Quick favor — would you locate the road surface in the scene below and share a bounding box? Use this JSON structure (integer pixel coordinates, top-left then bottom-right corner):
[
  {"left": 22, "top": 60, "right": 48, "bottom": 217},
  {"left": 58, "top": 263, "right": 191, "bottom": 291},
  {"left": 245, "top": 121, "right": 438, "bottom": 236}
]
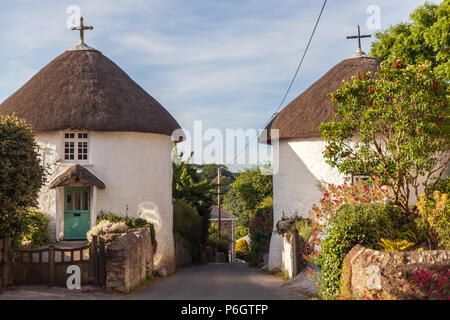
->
[
  {"left": 128, "top": 263, "right": 307, "bottom": 300},
  {"left": 0, "top": 263, "right": 307, "bottom": 300}
]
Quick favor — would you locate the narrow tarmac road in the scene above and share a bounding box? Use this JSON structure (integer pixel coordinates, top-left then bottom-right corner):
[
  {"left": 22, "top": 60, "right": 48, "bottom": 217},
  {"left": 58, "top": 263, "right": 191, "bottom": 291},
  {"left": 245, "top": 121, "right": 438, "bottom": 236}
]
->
[
  {"left": 0, "top": 263, "right": 307, "bottom": 300},
  {"left": 128, "top": 263, "right": 307, "bottom": 300}
]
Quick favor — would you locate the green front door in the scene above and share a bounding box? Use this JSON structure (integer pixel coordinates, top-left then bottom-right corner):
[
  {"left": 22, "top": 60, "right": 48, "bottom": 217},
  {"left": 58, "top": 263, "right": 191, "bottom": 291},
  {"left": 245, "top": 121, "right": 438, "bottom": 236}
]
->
[{"left": 64, "top": 186, "right": 91, "bottom": 240}]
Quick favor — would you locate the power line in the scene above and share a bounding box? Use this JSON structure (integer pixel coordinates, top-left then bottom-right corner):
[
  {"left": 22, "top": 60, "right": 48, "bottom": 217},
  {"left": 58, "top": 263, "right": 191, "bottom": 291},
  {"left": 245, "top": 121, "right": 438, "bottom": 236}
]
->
[{"left": 232, "top": 0, "right": 327, "bottom": 164}]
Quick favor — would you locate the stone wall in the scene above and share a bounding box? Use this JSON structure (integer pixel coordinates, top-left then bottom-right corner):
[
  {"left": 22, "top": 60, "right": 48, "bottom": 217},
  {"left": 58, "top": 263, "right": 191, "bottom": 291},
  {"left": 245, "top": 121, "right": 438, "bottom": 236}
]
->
[
  {"left": 175, "top": 241, "right": 193, "bottom": 269},
  {"left": 281, "top": 231, "right": 308, "bottom": 279},
  {"left": 105, "top": 228, "right": 153, "bottom": 292},
  {"left": 341, "top": 245, "right": 450, "bottom": 300}
]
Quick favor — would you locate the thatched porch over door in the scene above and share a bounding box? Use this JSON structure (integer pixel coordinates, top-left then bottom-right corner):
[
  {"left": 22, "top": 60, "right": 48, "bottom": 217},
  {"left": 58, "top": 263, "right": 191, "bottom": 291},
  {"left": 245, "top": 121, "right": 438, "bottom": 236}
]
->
[{"left": 49, "top": 164, "right": 105, "bottom": 241}]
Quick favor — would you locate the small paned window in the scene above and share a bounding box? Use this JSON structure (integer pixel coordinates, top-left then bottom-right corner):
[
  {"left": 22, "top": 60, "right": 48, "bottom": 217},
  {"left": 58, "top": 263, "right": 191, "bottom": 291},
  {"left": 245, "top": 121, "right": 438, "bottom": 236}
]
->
[
  {"left": 352, "top": 175, "right": 370, "bottom": 184},
  {"left": 64, "top": 132, "right": 89, "bottom": 162},
  {"left": 64, "top": 140, "right": 75, "bottom": 160}
]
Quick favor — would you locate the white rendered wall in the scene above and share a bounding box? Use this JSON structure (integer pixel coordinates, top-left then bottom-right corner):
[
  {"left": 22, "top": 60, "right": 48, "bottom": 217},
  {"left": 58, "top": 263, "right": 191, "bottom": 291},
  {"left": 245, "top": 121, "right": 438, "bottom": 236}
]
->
[
  {"left": 268, "top": 138, "right": 345, "bottom": 271},
  {"left": 36, "top": 131, "right": 60, "bottom": 241},
  {"left": 36, "top": 131, "right": 176, "bottom": 272},
  {"left": 281, "top": 234, "right": 293, "bottom": 278}
]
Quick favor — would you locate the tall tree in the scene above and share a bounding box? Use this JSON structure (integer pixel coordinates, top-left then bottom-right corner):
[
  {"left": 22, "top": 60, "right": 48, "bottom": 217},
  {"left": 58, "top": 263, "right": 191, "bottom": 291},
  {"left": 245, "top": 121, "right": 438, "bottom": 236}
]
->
[
  {"left": 222, "top": 165, "right": 273, "bottom": 237},
  {"left": 232, "top": 166, "right": 273, "bottom": 212},
  {"left": 172, "top": 148, "right": 215, "bottom": 250},
  {"left": 370, "top": 1, "right": 450, "bottom": 80},
  {"left": 195, "top": 164, "right": 236, "bottom": 183},
  {"left": 194, "top": 163, "right": 237, "bottom": 204},
  {"left": 319, "top": 59, "right": 449, "bottom": 215}
]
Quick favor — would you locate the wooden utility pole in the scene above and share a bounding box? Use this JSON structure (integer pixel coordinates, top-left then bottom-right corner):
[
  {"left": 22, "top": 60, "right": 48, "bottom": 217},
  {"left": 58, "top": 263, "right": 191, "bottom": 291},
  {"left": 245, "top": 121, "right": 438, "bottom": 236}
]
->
[{"left": 217, "top": 168, "right": 222, "bottom": 239}]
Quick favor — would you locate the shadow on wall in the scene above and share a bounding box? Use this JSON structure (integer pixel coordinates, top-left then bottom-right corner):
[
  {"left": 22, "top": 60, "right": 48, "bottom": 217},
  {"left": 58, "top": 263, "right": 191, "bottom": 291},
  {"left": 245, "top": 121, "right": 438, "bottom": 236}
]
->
[
  {"left": 275, "top": 141, "right": 325, "bottom": 219},
  {"left": 288, "top": 140, "right": 345, "bottom": 185},
  {"left": 269, "top": 140, "right": 330, "bottom": 271}
]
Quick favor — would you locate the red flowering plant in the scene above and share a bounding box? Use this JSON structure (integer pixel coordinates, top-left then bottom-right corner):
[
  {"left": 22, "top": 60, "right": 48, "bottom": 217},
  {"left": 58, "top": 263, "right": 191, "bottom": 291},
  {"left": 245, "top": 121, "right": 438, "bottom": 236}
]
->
[
  {"left": 408, "top": 269, "right": 450, "bottom": 300},
  {"left": 248, "top": 208, "right": 273, "bottom": 267},
  {"left": 306, "top": 177, "right": 392, "bottom": 257},
  {"left": 248, "top": 211, "right": 273, "bottom": 235},
  {"left": 304, "top": 178, "right": 398, "bottom": 299}
]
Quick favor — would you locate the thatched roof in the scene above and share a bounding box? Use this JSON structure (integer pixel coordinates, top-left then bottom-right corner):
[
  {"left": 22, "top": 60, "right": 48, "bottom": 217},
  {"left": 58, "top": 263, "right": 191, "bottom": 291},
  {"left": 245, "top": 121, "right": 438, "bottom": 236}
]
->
[
  {"left": 260, "top": 56, "right": 380, "bottom": 144},
  {"left": 0, "top": 50, "right": 181, "bottom": 137},
  {"left": 210, "top": 206, "right": 238, "bottom": 221},
  {"left": 49, "top": 164, "right": 105, "bottom": 189}
]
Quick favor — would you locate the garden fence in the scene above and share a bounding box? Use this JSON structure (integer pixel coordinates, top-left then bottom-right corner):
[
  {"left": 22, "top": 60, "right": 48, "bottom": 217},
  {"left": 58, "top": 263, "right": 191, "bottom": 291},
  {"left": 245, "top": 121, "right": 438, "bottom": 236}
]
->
[
  {"left": 3, "top": 236, "right": 105, "bottom": 287},
  {"left": 0, "top": 238, "right": 10, "bottom": 290}
]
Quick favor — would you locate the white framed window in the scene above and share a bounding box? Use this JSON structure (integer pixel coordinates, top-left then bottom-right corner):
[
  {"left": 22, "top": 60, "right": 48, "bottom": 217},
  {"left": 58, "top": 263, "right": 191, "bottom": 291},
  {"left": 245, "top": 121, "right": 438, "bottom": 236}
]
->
[
  {"left": 352, "top": 174, "right": 370, "bottom": 184},
  {"left": 63, "top": 132, "right": 89, "bottom": 162}
]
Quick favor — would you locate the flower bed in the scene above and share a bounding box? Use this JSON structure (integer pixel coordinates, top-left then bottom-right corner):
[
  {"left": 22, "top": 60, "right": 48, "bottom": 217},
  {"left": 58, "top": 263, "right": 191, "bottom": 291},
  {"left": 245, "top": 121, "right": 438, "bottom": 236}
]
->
[{"left": 305, "top": 180, "right": 449, "bottom": 299}]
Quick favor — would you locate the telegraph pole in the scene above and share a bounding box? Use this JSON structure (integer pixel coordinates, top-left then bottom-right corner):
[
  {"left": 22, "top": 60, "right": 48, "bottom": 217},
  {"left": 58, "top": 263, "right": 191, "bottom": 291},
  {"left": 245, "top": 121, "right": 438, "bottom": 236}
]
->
[{"left": 217, "top": 168, "right": 222, "bottom": 239}]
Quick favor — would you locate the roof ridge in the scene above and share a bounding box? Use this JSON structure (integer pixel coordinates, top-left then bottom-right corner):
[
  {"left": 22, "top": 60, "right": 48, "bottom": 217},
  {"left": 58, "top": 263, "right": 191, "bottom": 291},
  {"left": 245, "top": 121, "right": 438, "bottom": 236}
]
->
[{"left": 211, "top": 205, "right": 238, "bottom": 218}]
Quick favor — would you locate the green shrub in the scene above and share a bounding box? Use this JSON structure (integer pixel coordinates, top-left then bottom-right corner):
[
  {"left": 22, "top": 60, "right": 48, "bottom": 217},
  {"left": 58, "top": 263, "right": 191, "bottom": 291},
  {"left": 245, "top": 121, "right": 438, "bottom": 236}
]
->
[
  {"left": 235, "top": 225, "right": 248, "bottom": 239},
  {"left": 294, "top": 219, "right": 312, "bottom": 242},
  {"left": 87, "top": 220, "right": 128, "bottom": 243},
  {"left": 172, "top": 148, "right": 215, "bottom": 254},
  {"left": 236, "top": 239, "right": 250, "bottom": 261},
  {"left": 416, "top": 191, "right": 449, "bottom": 250},
  {"left": 19, "top": 209, "right": 49, "bottom": 247},
  {"left": 96, "top": 211, "right": 155, "bottom": 244},
  {"left": 378, "top": 238, "right": 415, "bottom": 252},
  {"left": 216, "top": 237, "right": 231, "bottom": 253},
  {"left": 258, "top": 196, "right": 273, "bottom": 210},
  {"left": 0, "top": 114, "right": 46, "bottom": 240},
  {"left": 173, "top": 199, "right": 203, "bottom": 263},
  {"left": 96, "top": 212, "right": 124, "bottom": 224},
  {"left": 248, "top": 203, "right": 273, "bottom": 267},
  {"left": 206, "top": 238, "right": 231, "bottom": 255},
  {"left": 316, "top": 203, "right": 403, "bottom": 299},
  {"left": 427, "top": 176, "right": 450, "bottom": 196},
  {"left": 276, "top": 215, "right": 312, "bottom": 242},
  {"left": 207, "top": 223, "right": 232, "bottom": 253},
  {"left": 97, "top": 211, "right": 149, "bottom": 228}
]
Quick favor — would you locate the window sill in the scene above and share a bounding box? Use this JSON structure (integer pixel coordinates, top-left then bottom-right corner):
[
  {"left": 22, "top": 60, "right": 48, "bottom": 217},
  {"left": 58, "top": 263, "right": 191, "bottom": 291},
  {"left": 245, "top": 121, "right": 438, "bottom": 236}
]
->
[{"left": 58, "top": 162, "right": 94, "bottom": 168}]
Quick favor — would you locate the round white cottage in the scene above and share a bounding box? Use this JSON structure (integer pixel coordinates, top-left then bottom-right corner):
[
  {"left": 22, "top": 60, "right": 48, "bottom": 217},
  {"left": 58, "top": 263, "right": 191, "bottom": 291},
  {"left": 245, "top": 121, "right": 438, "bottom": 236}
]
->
[
  {"left": 261, "top": 51, "right": 380, "bottom": 271},
  {"left": 0, "top": 32, "right": 182, "bottom": 272}
]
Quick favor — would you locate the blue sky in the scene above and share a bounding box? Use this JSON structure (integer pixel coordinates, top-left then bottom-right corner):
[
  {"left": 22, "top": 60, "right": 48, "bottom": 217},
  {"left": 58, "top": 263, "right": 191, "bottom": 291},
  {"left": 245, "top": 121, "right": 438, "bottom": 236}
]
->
[{"left": 0, "top": 0, "right": 439, "bottom": 168}]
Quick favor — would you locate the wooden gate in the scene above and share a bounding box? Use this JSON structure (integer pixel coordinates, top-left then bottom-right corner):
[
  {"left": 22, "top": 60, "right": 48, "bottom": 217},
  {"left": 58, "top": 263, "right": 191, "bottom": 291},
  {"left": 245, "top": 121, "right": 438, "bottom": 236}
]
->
[
  {"left": 0, "top": 238, "right": 4, "bottom": 288},
  {"left": 0, "top": 238, "right": 10, "bottom": 290},
  {"left": 7, "top": 236, "right": 105, "bottom": 287}
]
